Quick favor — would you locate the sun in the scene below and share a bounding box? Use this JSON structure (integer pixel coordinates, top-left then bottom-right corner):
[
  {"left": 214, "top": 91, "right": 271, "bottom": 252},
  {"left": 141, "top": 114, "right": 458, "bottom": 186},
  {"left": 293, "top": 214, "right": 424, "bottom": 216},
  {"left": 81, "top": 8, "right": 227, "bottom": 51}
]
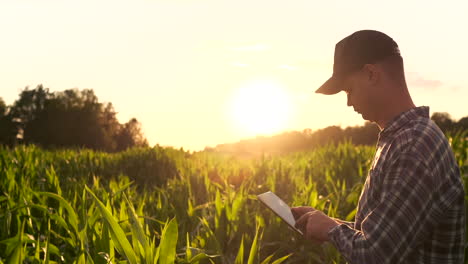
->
[{"left": 230, "top": 80, "right": 292, "bottom": 136}]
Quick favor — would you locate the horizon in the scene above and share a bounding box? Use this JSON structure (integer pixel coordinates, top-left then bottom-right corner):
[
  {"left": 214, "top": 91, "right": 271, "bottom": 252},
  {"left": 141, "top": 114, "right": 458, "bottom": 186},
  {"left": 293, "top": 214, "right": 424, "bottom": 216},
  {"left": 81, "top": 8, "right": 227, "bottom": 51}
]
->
[{"left": 1, "top": 0, "right": 467, "bottom": 151}]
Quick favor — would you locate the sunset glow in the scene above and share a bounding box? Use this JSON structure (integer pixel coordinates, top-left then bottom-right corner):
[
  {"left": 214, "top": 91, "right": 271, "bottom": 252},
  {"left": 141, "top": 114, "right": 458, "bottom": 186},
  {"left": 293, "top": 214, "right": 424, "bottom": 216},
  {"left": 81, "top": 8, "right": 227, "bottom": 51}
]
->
[
  {"left": 0, "top": 0, "right": 467, "bottom": 150},
  {"left": 230, "top": 80, "right": 292, "bottom": 135}
]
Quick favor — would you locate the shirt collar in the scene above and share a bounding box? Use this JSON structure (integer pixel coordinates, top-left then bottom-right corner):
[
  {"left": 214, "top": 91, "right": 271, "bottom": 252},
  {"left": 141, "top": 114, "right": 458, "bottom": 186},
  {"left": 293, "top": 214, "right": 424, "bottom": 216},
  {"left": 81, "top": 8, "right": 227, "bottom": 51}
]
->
[{"left": 379, "top": 106, "right": 430, "bottom": 140}]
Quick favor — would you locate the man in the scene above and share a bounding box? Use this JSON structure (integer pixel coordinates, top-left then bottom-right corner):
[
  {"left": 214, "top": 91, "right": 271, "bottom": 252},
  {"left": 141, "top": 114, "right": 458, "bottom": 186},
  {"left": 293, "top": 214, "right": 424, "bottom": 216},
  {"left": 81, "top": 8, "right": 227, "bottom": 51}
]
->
[{"left": 291, "top": 30, "right": 466, "bottom": 263}]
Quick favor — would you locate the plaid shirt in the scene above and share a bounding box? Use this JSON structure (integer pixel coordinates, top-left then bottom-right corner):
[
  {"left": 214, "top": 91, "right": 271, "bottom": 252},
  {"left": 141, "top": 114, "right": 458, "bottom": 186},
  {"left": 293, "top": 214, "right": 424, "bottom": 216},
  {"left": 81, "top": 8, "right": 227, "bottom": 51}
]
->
[{"left": 328, "top": 106, "right": 466, "bottom": 263}]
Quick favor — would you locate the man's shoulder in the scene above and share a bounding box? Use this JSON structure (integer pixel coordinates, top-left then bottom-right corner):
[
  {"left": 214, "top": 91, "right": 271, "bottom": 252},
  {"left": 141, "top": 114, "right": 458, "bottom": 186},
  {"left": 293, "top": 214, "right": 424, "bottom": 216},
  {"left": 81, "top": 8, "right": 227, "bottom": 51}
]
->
[
  {"left": 391, "top": 116, "right": 446, "bottom": 152},
  {"left": 382, "top": 116, "right": 450, "bottom": 169},
  {"left": 380, "top": 115, "right": 461, "bottom": 188},
  {"left": 386, "top": 116, "right": 459, "bottom": 179}
]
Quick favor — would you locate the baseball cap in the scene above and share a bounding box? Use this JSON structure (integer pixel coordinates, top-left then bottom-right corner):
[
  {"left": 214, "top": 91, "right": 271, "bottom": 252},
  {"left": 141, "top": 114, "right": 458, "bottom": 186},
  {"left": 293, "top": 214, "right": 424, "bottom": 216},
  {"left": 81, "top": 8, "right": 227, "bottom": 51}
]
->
[{"left": 315, "top": 30, "right": 401, "bottom": 95}]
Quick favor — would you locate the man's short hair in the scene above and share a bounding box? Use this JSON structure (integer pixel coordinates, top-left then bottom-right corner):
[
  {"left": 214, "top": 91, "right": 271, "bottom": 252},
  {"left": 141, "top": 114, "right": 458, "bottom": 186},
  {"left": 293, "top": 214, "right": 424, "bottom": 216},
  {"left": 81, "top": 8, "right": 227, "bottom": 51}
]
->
[{"left": 379, "top": 55, "right": 406, "bottom": 84}]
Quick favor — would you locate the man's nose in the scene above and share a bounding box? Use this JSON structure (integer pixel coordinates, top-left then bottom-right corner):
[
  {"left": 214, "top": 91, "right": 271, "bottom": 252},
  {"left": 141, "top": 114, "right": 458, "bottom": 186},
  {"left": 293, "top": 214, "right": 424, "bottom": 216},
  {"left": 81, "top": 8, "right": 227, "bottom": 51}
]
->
[{"left": 347, "top": 93, "right": 352, "bottom": 107}]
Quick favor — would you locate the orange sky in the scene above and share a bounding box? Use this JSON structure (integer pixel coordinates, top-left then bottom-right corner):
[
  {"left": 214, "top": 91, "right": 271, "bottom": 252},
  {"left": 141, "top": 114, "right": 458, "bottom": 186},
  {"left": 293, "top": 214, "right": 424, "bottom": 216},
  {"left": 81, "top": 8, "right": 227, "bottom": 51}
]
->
[{"left": 1, "top": 0, "right": 467, "bottom": 150}]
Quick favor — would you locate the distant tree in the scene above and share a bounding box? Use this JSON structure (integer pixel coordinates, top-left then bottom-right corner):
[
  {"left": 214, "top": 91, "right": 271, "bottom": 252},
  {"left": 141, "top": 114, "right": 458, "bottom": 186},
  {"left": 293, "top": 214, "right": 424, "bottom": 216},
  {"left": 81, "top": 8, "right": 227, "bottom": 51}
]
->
[
  {"left": 313, "top": 126, "right": 344, "bottom": 144},
  {"left": 0, "top": 97, "right": 16, "bottom": 145},
  {"left": 302, "top": 128, "right": 313, "bottom": 138},
  {"left": 431, "top": 112, "right": 455, "bottom": 132},
  {"left": 204, "top": 146, "right": 215, "bottom": 152},
  {"left": 8, "top": 85, "right": 147, "bottom": 152},
  {"left": 214, "top": 123, "right": 381, "bottom": 155},
  {"left": 0, "top": 98, "right": 6, "bottom": 115},
  {"left": 18, "top": 88, "right": 109, "bottom": 150},
  {"left": 9, "top": 85, "right": 52, "bottom": 140},
  {"left": 344, "top": 122, "right": 380, "bottom": 145},
  {"left": 115, "top": 118, "right": 148, "bottom": 151},
  {"left": 214, "top": 112, "right": 466, "bottom": 156},
  {"left": 455, "top": 117, "right": 468, "bottom": 131}
]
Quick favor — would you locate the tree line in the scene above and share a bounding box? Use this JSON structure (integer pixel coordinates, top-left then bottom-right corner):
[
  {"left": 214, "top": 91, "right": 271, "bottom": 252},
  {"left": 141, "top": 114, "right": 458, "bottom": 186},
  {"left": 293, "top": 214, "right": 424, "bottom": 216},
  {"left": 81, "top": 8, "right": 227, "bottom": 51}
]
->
[
  {"left": 211, "top": 112, "right": 468, "bottom": 156},
  {"left": 0, "top": 85, "right": 147, "bottom": 152},
  {"left": 1, "top": 85, "right": 466, "bottom": 154}
]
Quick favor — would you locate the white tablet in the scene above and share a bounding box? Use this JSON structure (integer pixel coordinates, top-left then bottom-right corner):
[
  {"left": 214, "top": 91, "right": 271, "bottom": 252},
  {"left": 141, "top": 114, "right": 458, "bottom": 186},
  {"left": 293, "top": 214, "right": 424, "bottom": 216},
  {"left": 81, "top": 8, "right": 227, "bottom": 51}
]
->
[{"left": 257, "top": 191, "right": 303, "bottom": 235}]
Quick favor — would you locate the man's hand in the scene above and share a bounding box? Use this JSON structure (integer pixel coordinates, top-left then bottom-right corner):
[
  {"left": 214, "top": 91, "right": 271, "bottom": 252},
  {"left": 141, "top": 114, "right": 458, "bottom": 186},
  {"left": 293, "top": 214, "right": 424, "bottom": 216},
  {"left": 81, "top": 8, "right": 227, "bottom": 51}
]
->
[{"left": 291, "top": 206, "right": 339, "bottom": 243}]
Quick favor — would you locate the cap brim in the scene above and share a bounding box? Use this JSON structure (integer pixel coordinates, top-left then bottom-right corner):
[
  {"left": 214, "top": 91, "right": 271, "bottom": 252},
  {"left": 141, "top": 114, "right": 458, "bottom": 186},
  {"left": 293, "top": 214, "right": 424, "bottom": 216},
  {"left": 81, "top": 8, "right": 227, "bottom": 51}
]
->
[{"left": 315, "top": 76, "right": 343, "bottom": 95}]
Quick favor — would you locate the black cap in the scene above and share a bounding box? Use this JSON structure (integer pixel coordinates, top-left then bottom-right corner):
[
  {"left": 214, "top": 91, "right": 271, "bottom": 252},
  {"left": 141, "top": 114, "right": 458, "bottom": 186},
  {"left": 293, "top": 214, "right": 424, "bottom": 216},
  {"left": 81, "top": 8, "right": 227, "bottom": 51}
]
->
[{"left": 315, "top": 30, "right": 401, "bottom": 95}]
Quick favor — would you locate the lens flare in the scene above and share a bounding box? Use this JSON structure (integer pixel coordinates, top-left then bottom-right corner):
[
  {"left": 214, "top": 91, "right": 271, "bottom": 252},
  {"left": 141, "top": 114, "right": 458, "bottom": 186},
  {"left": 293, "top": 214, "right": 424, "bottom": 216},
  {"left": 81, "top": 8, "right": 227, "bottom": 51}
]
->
[{"left": 230, "top": 79, "right": 292, "bottom": 136}]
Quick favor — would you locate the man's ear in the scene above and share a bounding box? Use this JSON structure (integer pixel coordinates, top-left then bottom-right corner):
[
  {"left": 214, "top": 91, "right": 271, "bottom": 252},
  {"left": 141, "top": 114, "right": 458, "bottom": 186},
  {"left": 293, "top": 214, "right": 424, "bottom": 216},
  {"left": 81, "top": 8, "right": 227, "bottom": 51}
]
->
[{"left": 362, "top": 64, "right": 379, "bottom": 84}]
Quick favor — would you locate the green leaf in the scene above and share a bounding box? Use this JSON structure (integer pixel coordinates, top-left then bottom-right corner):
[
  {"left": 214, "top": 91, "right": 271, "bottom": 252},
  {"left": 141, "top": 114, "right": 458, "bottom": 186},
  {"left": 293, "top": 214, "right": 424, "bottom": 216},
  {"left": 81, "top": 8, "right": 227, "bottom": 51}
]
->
[
  {"left": 37, "top": 191, "right": 79, "bottom": 236},
  {"left": 124, "top": 193, "right": 152, "bottom": 262},
  {"left": 234, "top": 235, "right": 244, "bottom": 264},
  {"left": 260, "top": 254, "right": 273, "bottom": 264},
  {"left": 185, "top": 233, "right": 192, "bottom": 261},
  {"left": 85, "top": 186, "right": 138, "bottom": 264},
  {"left": 231, "top": 194, "right": 244, "bottom": 221},
  {"left": 7, "top": 220, "right": 25, "bottom": 264},
  {"left": 112, "top": 181, "right": 134, "bottom": 197},
  {"left": 345, "top": 208, "right": 357, "bottom": 221},
  {"left": 271, "top": 254, "right": 292, "bottom": 264},
  {"left": 190, "top": 253, "right": 220, "bottom": 263},
  {"left": 158, "top": 218, "right": 178, "bottom": 264},
  {"left": 44, "top": 219, "right": 50, "bottom": 264},
  {"left": 309, "top": 188, "right": 318, "bottom": 208},
  {"left": 215, "top": 189, "right": 223, "bottom": 216},
  {"left": 247, "top": 227, "right": 260, "bottom": 264}
]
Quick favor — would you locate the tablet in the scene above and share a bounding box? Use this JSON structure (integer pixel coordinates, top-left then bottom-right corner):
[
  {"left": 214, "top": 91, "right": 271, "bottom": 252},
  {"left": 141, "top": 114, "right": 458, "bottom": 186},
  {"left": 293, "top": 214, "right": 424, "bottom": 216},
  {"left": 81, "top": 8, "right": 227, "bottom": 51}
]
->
[{"left": 257, "top": 191, "right": 303, "bottom": 235}]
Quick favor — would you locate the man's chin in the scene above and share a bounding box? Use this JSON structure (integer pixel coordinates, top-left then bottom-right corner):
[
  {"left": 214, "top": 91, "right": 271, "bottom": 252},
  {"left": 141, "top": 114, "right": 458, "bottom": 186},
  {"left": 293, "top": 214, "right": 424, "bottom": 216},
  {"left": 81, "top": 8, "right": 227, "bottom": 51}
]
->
[
  {"left": 360, "top": 112, "right": 371, "bottom": 121},
  {"left": 354, "top": 110, "right": 372, "bottom": 122}
]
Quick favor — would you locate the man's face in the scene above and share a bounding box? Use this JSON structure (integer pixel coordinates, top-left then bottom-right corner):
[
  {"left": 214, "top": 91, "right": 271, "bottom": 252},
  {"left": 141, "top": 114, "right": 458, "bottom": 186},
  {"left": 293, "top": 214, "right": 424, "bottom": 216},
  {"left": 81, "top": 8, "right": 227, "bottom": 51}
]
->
[{"left": 343, "top": 67, "right": 382, "bottom": 122}]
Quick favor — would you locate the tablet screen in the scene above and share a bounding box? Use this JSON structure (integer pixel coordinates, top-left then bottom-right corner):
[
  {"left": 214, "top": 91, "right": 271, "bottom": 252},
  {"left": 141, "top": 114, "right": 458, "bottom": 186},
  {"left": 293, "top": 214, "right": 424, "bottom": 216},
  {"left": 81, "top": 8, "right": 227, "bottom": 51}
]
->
[{"left": 257, "top": 191, "right": 303, "bottom": 235}]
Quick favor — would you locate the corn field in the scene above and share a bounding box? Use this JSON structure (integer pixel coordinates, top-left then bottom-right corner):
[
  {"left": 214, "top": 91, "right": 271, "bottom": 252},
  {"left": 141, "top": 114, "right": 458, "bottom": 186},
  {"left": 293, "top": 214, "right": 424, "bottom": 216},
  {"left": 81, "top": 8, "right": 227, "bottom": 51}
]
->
[{"left": 0, "top": 131, "right": 466, "bottom": 264}]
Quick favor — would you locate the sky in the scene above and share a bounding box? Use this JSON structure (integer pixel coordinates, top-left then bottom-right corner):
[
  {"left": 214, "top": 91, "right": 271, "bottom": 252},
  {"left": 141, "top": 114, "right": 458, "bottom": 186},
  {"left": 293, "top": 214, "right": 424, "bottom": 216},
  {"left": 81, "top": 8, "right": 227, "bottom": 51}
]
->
[{"left": 1, "top": 0, "right": 467, "bottom": 151}]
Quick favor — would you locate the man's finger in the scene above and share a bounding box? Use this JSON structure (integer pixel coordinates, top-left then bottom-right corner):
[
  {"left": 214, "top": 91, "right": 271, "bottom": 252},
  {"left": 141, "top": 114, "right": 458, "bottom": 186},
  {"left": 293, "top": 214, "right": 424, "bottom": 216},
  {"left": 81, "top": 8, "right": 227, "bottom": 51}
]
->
[
  {"left": 302, "top": 212, "right": 324, "bottom": 243},
  {"left": 291, "top": 206, "right": 315, "bottom": 220},
  {"left": 294, "top": 211, "right": 311, "bottom": 230}
]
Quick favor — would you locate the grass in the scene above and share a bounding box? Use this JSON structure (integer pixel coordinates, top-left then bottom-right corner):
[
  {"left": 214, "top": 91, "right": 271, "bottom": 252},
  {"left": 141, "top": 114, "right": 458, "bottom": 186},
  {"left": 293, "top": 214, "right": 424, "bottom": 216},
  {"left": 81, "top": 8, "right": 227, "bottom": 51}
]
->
[{"left": 0, "top": 131, "right": 466, "bottom": 263}]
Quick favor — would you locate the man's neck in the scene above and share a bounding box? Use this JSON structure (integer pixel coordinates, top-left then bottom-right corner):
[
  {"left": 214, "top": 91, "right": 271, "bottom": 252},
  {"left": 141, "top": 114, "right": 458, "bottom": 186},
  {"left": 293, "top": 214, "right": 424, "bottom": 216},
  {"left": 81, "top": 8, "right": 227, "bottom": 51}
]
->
[{"left": 375, "top": 94, "right": 416, "bottom": 130}]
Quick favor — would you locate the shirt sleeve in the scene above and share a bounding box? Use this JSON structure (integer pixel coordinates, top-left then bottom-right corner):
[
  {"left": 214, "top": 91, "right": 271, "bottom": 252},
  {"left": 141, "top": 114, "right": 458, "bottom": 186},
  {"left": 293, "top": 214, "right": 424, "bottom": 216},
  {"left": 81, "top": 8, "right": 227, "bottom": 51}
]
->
[
  {"left": 327, "top": 152, "right": 445, "bottom": 264},
  {"left": 333, "top": 219, "right": 354, "bottom": 229}
]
